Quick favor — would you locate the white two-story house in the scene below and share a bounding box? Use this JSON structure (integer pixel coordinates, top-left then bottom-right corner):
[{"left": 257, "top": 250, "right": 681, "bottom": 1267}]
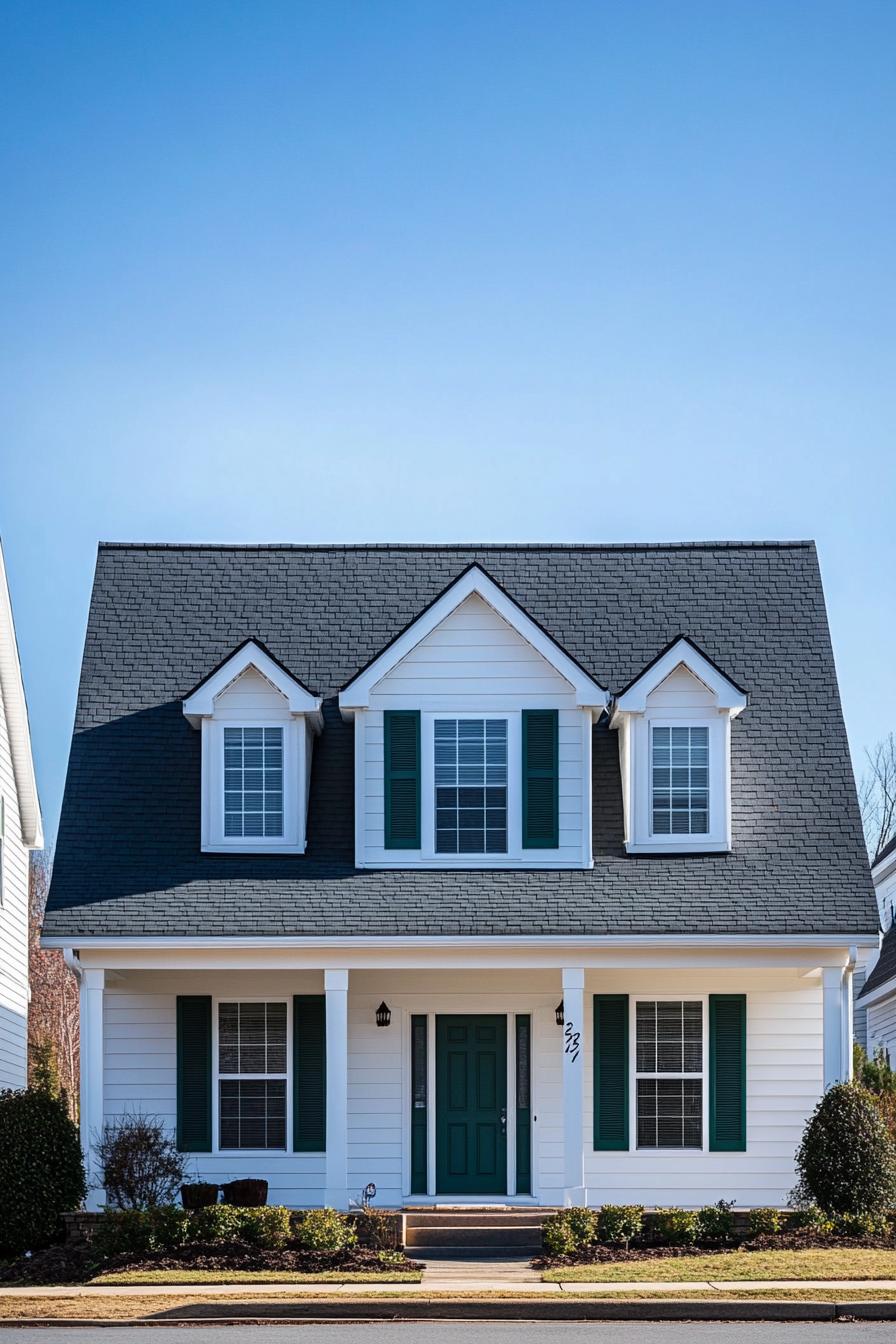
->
[
  {"left": 856, "top": 837, "right": 896, "bottom": 1062},
  {"left": 42, "top": 541, "right": 877, "bottom": 1211},
  {"left": 0, "top": 541, "right": 43, "bottom": 1089}
]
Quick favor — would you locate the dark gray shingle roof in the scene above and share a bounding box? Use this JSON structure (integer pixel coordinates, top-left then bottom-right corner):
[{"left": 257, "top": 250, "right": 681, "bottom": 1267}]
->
[{"left": 44, "top": 541, "right": 877, "bottom": 941}]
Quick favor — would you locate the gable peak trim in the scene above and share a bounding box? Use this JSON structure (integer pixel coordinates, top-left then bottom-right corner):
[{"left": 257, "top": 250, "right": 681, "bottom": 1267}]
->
[
  {"left": 612, "top": 634, "right": 748, "bottom": 720},
  {"left": 338, "top": 562, "right": 608, "bottom": 716},
  {"left": 183, "top": 638, "right": 322, "bottom": 728}
]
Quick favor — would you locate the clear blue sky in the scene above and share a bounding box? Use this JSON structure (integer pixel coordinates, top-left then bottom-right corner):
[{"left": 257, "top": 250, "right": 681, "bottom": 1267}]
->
[{"left": 1, "top": 0, "right": 893, "bottom": 843}]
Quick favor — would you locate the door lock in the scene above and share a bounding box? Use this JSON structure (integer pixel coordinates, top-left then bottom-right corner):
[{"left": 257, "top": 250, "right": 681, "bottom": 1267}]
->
[{"left": 499, "top": 1107, "right": 507, "bottom": 1135}]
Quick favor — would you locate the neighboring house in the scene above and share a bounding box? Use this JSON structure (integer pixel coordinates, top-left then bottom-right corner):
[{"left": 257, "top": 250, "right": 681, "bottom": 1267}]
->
[
  {"left": 42, "top": 542, "right": 877, "bottom": 1212},
  {"left": 856, "top": 836, "right": 896, "bottom": 1063},
  {"left": 0, "top": 542, "right": 43, "bottom": 1089}
]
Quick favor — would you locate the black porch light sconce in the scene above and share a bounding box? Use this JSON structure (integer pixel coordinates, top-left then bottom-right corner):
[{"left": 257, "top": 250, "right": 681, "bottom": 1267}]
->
[
  {"left": 555, "top": 1001, "right": 564, "bottom": 1027},
  {"left": 375, "top": 1001, "right": 392, "bottom": 1028}
]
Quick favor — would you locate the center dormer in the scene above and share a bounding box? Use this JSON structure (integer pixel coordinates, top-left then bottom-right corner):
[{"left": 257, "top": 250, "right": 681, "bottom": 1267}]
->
[{"left": 339, "top": 565, "right": 607, "bottom": 869}]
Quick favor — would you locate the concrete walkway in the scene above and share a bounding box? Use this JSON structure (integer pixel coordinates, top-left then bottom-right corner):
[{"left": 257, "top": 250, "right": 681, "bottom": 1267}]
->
[{"left": 3, "top": 1277, "right": 896, "bottom": 1297}]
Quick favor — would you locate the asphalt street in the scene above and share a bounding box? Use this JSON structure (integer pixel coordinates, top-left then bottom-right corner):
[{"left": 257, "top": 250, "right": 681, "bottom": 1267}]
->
[{"left": 2, "top": 1327, "right": 895, "bottom": 1343}]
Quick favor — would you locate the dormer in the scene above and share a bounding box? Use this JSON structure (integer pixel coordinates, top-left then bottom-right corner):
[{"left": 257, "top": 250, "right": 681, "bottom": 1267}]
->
[
  {"left": 340, "top": 565, "right": 608, "bottom": 869},
  {"left": 183, "top": 640, "right": 322, "bottom": 854},
  {"left": 611, "top": 636, "right": 747, "bottom": 855}
]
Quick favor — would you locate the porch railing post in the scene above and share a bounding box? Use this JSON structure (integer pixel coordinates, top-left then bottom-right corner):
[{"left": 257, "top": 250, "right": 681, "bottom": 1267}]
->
[
  {"left": 561, "top": 967, "right": 586, "bottom": 1206},
  {"left": 324, "top": 968, "right": 349, "bottom": 1209}
]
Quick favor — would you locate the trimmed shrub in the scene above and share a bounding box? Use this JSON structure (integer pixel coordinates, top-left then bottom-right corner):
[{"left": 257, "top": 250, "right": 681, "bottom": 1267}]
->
[
  {"left": 0, "top": 1086, "right": 86, "bottom": 1255},
  {"left": 354, "top": 1207, "right": 399, "bottom": 1250},
  {"left": 91, "top": 1204, "right": 291, "bottom": 1260},
  {"left": 794, "top": 1082, "right": 896, "bottom": 1216},
  {"left": 748, "top": 1207, "right": 782, "bottom": 1238},
  {"left": 831, "top": 1211, "right": 892, "bottom": 1239},
  {"left": 97, "top": 1115, "right": 188, "bottom": 1210},
  {"left": 542, "top": 1207, "right": 598, "bottom": 1256},
  {"left": 695, "top": 1200, "right": 736, "bottom": 1244},
  {"left": 790, "top": 1205, "right": 834, "bottom": 1236},
  {"left": 291, "top": 1207, "right": 357, "bottom": 1252},
  {"left": 651, "top": 1207, "right": 699, "bottom": 1246},
  {"left": 597, "top": 1205, "right": 643, "bottom": 1247}
]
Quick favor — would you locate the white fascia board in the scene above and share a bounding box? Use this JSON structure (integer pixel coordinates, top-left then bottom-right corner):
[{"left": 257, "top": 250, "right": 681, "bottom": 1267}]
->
[
  {"left": 611, "top": 637, "right": 748, "bottom": 723},
  {"left": 0, "top": 542, "right": 43, "bottom": 848},
  {"left": 338, "top": 565, "right": 608, "bottom": 718},
  {"left": 43, "top": 932, "right": 879, "bottom": 950},
  {"left": 858, "top": 974, "right": 896, "bottom": 1009},
  {"left": 183, "top": 640, "right": 322, "bottom": 728},
  {"left": 872, "top": 849, "right": 896, "bottom": 887}
]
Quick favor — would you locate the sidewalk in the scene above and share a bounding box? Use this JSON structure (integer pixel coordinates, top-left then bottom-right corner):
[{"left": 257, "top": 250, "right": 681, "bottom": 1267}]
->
[{"left": 3, "top": 1276, "right": 896, "bottom": 1296}]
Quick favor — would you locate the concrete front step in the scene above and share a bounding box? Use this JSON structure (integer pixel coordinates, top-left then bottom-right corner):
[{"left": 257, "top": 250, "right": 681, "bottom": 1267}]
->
[
  {"left": 404, "top": 1210, "right": 550, "bottom": 1229},
  {"left": 407, "top": 1226, "right": 542, "bottom": 1250}
]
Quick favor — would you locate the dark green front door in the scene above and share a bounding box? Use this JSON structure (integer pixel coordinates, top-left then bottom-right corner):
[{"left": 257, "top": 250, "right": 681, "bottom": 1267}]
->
[{"left": 436, "top": 1015, "right": 507, "bottom": 1195}]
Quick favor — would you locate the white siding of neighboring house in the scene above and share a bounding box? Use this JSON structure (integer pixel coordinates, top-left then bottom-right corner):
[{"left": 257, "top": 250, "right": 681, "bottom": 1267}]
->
[
  {"left": 102, "top": 966, "right": 823, "bottom": 1209},
  {"left": 868, "top": 994, "right": 896, "bottom": 1068},
  {"left": 853, "top": 966, "right": 868, "bottom": 1053},
  {"left": 0, "top": 675, "right": 29, "bottom": 1090},
  {"left": 358, "top": 593, "right": 589, "bottom": 868}
]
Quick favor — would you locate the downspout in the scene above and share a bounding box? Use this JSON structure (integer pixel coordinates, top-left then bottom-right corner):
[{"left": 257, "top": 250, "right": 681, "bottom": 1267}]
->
[{"left": 63, "top": 948, "right": 82, "bottom": 982}]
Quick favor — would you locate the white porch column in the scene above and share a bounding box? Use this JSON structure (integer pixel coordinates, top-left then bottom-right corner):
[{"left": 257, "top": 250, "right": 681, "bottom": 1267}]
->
[
  {"left": 324, "top": 968, "right": 349, "bottom": 1210},
  {"left": 79, "top": 968, "right": 105, "bottom": 1210},
  {"left": 841, "top": 955, "right": 855, "bottom": 1083},
  {"left": 561, "top": 967, "right": 586, "bottom": 1206},
  {"left": 822, "top": 965, "right": 845, "bottom": 1090}
]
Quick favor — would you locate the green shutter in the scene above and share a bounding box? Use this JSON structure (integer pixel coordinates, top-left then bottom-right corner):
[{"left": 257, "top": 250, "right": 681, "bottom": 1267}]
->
[
  {"left": 410, "top": 1015, "right": 428, "bottom": 1194},
  {"left": 709, "top": 994, "right": 747, "bottom": 1151},
  {"left": 384, "top": 710, "right": 421, "bottom": 848},
  {"left": 176, "top": 996, "right": 212, "bottom": 1152},
  {"left": 522, "top": 709, "right": 559, "bottom": 848},
  {"left": 294, "top": 995, "right": 326, "bottom": 1152},
  {"left": 515, "top": 1015, "right": 532, "bottom": 1195},
  {"left": 594, "top": 994, "right": 629, "bottom": 1150}
]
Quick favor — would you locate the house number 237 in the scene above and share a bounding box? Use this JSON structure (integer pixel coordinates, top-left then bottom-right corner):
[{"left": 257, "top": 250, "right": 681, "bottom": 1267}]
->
[{"left": 564, "top": 1020, "right": 580, "bottom": 1064}]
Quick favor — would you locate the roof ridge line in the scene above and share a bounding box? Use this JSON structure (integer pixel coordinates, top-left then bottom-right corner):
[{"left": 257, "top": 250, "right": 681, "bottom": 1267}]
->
[{"left": 96, "top": 539, "right": 817, "bottom": 553}]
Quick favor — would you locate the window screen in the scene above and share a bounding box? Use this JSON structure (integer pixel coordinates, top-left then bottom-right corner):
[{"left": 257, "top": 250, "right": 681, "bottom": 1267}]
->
[
  {"left": 218, "top": 1002, "right": 287, "bottom": 1150},
  {"left": 224, "top": 727, "right": 284, "bottom": 838},
  {"left": 636, "top": 1000, "right": 703, "bottom": 1149},
  {"left": 434, "top": 718, "right": 507, "bottom": 854},
  {"left": 651, "top": 726, "right": 708, "bottom": 835}
]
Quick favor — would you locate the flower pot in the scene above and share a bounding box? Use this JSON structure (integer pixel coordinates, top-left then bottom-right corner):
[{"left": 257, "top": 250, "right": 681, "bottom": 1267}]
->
[
  {"left": 180, "top": 1182, "right": 219, "bottom": 1210},
  {"left": 220, "top": 1178, "right": 268, "bottom": 1207}
]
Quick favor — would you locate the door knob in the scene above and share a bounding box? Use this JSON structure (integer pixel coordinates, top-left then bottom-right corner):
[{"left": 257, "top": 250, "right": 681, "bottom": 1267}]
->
[{"left": 499, "top": 1107, "right": 507, "bottom": 1135}]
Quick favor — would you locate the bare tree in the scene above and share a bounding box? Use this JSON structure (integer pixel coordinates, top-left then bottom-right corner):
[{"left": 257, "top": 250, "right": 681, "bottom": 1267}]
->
[
  {"left": 860, "top": 733, "right": 896, "bottom": 861},
  {"left": 28, "top": 851, "right": 79, "bottom": 1116}
]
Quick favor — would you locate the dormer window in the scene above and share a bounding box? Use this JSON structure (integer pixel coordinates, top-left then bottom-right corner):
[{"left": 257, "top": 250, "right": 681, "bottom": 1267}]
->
[
  {"left": 183, "top": 640, "right": 322, "bottom": 855},
  {"left": 651, "top": 725, "right": 709, "bottom": 837},
  {"left": 612, "top": 636, "right": 747, "bottom": 855}
]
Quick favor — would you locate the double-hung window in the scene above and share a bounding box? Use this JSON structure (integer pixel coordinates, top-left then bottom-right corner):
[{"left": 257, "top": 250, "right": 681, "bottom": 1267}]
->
[
  {"left": 636, "top": 1000, "right": 703, "bottom": 1149},
  {"left": 651, "top": 726, "right": 709, "bottom": 836},
  {"left": 218, "top": 1002, "right": 287, "bottom": 1150},
  {"left": 434, "top": 718, "right": 508, "bottom": 854},
  {"left": 223, "top": 727, "right": 284, "bottom": 839}
]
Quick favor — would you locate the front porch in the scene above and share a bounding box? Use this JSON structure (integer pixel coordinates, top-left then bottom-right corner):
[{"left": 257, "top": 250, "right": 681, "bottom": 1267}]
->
[{"left": 72, "top": 941, "right": 859, "bottom": 1212}]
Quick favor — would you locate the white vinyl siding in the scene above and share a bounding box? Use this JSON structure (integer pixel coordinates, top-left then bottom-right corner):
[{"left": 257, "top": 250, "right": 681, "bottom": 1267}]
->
[
  {"left": 0, "top": 676, "right": 29, "bottom": 1091},
  {"left": 868, "top": 995, "right": 896, "bottom": 1068},
  {"left": 359, "top": 593, "right": 589, "bottom": 868}
]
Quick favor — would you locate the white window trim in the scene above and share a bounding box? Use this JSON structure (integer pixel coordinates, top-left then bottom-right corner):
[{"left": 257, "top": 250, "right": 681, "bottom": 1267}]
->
[
  {"left": 421, "top": 711, "right": 519, "bottom": 865},
  {"left": 212, "top": 996, "right": 292, "bottom": 1157},
  {"left": 201, "top": 718, "right": 307, "bottom": 854},
  {"left": 626, "top": 711, "right": 731, "bottom": 854},
  {"left": 630, "top": 994, "right": 709, "bottom": 1155}
]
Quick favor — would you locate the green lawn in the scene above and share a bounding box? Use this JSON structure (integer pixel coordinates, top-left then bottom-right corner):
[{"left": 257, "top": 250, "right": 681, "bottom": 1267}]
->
[
  {"left": 91, "top": 1268, "right": 422, "bottom": 1286},
  {"left": 543, "top": 1249, "right": 896, "bottom": 1283}
]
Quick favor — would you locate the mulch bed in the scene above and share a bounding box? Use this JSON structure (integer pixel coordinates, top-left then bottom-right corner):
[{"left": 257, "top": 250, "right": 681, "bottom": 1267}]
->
[
  {"left": 536, "top": 1232, "right": 896, "bottom": 1269},
  {"left": 0, "top": 1239, "right": 422, "bottom": 1286}
]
